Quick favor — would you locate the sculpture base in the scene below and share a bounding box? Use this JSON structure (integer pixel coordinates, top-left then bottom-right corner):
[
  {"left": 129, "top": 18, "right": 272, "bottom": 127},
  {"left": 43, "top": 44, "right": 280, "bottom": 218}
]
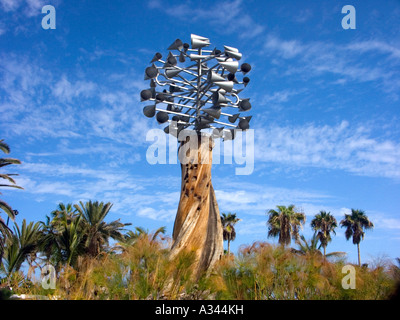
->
[{"left": 170, "top": 133, "right": 223, "bottom": 278}]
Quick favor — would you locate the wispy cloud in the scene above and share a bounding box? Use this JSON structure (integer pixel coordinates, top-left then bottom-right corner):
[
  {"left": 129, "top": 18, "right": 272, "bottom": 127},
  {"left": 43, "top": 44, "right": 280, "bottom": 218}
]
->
[
  {"left": 137, "top": 207, "right": 176, "bottom": 222},
  {"left": 15, "top": 162, "right": 181, "bottom": 218},
  {"left": 368, "top": 211, "right": 400, "bottom": 231},
  {"left": 262, "top": 34, "right": 400, "bottom": 97},
  {"left": 24, "top": 0, "right": 46, "bottom": 17},
  {"left": 0, "top": 0, "right": 53, "bottom": 16},
  {"left": 346, "top": 40, "right": 400, "bottom": 60},
  {"left": 258, "top": 89, "right": 302, "bottom": 105},
  {"left": 293, "top": 9, "right": 313, "bottom": 23},
  {"left": 236, "top": 218, "right": 266, "bottom": 236},
  {"left": 254, "top": 121, "right": 400, "bottom": 179},
  {"left": 0, "top": 0, "right": 61, "bottom": 37},
  {"left": 0, "top": 0, "right": 23, "bottom": 12},
  {"left": 148, "top": 0, "right": 265, "bottom": 39},
  {"left": 52, "top": 76, "right": 97, "bottom": 102},
  {"left": 264, "top": 35, "right": 306, "bottom": 59},
  {"left": 214, "top": 178, "right": 332, "bottom": 216},
  {"left": 0, "top": 52, "right": 151, "bottom": 146}
]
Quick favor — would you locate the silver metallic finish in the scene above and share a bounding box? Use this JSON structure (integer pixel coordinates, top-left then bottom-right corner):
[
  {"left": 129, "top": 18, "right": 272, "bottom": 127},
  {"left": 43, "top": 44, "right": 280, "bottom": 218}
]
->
[{"left": 141, "top": 34, "right": 253, "bottom": 139}]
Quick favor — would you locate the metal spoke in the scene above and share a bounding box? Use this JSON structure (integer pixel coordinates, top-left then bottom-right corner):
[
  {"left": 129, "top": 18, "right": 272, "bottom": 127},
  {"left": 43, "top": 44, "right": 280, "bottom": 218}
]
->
[{"left": 141, "top": 34, "right": 253, "bottom": 139}]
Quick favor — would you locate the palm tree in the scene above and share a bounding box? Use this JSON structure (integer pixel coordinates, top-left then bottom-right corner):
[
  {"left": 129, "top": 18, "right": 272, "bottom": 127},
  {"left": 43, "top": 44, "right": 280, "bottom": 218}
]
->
[
  {"left": 294, "top": 233, "right": 322, "bottom": 256},
  {"left": 267, "top": 205, "right": 306, "bottom": 247},
  {"left": 50, "top": 203, "right": 78, "bottom": 224},
  {"left": 59, "top": 214, "right": 84, "bottom": 266},
  {"left": 0, "top": 139, "right": 22, "bottom": 268},
  {"left": 40, "top": 203, "right": 84, "bottom": 269},
  {"left": 340, "top": 209, "right": 374, "bottom": 266},
  {"left": 220, "top": 213, "right": 240, "bottom": 255},
  {"left": 294, "top": 232, "right": 346, "bottom": 259},
  {"left": 74, "top": 201, "right": 131, "bottom": 257},
  {"left": 310, "top": 211, "right": 338, "bottom": 257},
  {"left": 123, "top": 226, "right": 166, "bottom": 245},
  {"left": 1, "top": 219, "right": 42, "bottom": 281}
]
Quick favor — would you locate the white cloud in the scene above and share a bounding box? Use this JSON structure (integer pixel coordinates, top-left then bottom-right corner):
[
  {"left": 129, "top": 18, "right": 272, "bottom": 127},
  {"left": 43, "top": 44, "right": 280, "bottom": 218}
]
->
[
  {"left": 52, "top": 76, "right": 97, "bottom": 101},
  {"left": 261, "top": 34, "right": 400, "bottom": 95},
  {"left": 24, "top": 0, "right": 46, "bottom": 17},
  {"left": 253, "top": 121, "right": 400, "bottom": 179},
  {"left": 214, "top": 179, "right": 332, "bottom": 217},
  {"left": 0, "top": 0, "right": 22, "bottom": 11},
  {"left": 236, "top": 218, "right": 266, "bottom": 236},
  {"left": 259, "top": 89, "right": 301, "bottom": 106},
  {"left": 18, "top": 177, "right": 75, "bottom": 197},
  {"left": 264, "top": 35, "right": 305, "bottom": 59},
  {"left": 0, "top": 0, "right": 52, "bottom": 18},
  {"left": 15, "top": 161, "right": 181, "bottom": 219},
  {"left": 0, "top": 52, "right": 152, "bottom": 147},
  {"left": 346, "top": 40, "right": 400, "bottom": 60},
  {"left": 0, "top": 22, "right": 6, "bottom": 35},
  {"left": 367, "top": 211, "right": 400, "bottom": 231},
  {"left": 148, "top": 0, "right": 264, "bottom": 39},
  {"left": 0, "top": 54, "right": 49, "bottom": 101},
  {"left": 137, "top": 207, "right": 176, "bottom": 222},
  {"left": 380, "top": 218, "right": 400, "bottom": 230},
  {"left": 294, "top": 9, "right": 313, "bottom": 23}
]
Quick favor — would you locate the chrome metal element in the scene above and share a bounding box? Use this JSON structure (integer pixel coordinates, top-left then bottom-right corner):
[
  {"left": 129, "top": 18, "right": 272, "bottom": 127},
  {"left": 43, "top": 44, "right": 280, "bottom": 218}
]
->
[{"left": 141, "top": 34, "right": 253, "bottom": 138}]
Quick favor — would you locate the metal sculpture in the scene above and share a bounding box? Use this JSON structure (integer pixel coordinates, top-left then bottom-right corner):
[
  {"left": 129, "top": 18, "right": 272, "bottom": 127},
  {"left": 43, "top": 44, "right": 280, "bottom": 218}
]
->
[{"left": 141, "top": 34, "right": 252, "bottom": 277}]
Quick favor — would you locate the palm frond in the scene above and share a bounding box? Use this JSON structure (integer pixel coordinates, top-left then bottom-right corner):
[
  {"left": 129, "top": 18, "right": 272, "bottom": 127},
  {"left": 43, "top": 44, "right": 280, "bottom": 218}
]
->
[
  {"left": 0, "top": 200, "right": 16, "bottom": 221},
  {"left": 325, "top": 251, "right": 347, "bottom": 258},
  {"left": 266, "top": 205, "right": 305, "bottom": 246},
  {"left": 0, "top": 140, "right": 10, "bottom": 154}
]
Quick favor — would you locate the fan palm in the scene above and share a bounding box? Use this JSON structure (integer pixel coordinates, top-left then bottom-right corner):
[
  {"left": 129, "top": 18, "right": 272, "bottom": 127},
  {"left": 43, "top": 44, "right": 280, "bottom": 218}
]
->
[
  {"left": 74, "top": 201, "right": 131, "bottom": 257},
  {"left": 267, "top": 205, "right": 306, "bottom": 247},
  {"left": 340, "top": 209, "right": 374, "bottom": 266},
  {"left": 220, "top": 212, "right": 240, "bottom": 255},
  {"left": 310, "top": 211, "right": 338, "bottom": 257}
]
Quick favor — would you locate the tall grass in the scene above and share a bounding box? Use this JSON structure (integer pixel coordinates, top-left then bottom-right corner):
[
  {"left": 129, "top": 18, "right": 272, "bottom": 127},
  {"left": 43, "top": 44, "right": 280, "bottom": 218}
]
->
[
  {"left": 4, "top": 238, "right": 398, "bottom": 300},
  {"left": 212, "top": 242, "right": 396, "bottom": 300}
]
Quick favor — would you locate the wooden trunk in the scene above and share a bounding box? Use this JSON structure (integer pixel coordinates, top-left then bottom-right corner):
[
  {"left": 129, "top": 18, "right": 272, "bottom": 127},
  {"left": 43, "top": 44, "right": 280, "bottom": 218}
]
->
[{"left": 170, "top": 133, "right": 224, "bottom": 277}]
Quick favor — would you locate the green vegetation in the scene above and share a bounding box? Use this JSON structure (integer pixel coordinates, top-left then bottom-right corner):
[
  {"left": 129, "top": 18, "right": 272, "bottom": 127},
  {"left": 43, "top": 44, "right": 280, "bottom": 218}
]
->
[
  {"left": 340, "top": 209, "right": 374, "bottom": 266},
  {"left": 311, "top": 211, "right": 337, "bottom": 258},
  {"left": 0, "top": 202, "right": 398, "bottom": 300},
  {"left": 221, "top": 212, "right": 240, "bottom": 255},
  {"left": 0, "top": 139, "right": 23, "bottom": 268},
  {"left": 0, "top": 140, "right": 398, "bottom": 300},
  {"left": 1, "top": 234, "right": 398, "bottom": 300},
  {"left": 267, "top": 205, "right": 306, "bottom": 246}
]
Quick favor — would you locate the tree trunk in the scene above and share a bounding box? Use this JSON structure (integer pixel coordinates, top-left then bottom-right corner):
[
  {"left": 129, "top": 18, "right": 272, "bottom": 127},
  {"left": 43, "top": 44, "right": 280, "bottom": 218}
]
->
[
  {"left": 227, "top": 239, "right": 231, "bottom": 256},
  {"left": 357, "top": 243, "right": 361, "bottom": 267},
  {"left": 323, "top": 245, "right": 326, "bottom": 258},
  {"left": 170, "top": 133, "right": 224, "bottom": 278}
]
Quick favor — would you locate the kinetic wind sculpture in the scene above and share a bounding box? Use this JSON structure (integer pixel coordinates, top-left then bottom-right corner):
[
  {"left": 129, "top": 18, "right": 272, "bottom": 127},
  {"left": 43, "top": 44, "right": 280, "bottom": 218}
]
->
[{"left": 141, "top": 34, "right": 252, "bottom": 276}]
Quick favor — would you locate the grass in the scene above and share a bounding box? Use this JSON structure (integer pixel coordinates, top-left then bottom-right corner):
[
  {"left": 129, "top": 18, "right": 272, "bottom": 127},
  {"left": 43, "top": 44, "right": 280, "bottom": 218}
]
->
[{"left": 3, "top": 237, "right": 399, "bottom": 300}]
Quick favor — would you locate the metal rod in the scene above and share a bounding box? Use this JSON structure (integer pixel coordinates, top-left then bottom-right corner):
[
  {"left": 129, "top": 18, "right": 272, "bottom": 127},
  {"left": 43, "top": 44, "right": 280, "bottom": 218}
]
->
[
  {"left": 156, "top": 107, "right": 196, "bottom": 118},
  {"left": 142, "top": 35, "right": 252, "bottom": 135}
]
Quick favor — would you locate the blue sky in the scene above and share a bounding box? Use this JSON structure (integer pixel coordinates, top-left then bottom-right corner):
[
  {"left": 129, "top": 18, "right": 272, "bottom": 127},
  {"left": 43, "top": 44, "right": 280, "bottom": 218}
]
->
[{"left": 1, "top": 0, "right": 400, "bottom": 265}]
